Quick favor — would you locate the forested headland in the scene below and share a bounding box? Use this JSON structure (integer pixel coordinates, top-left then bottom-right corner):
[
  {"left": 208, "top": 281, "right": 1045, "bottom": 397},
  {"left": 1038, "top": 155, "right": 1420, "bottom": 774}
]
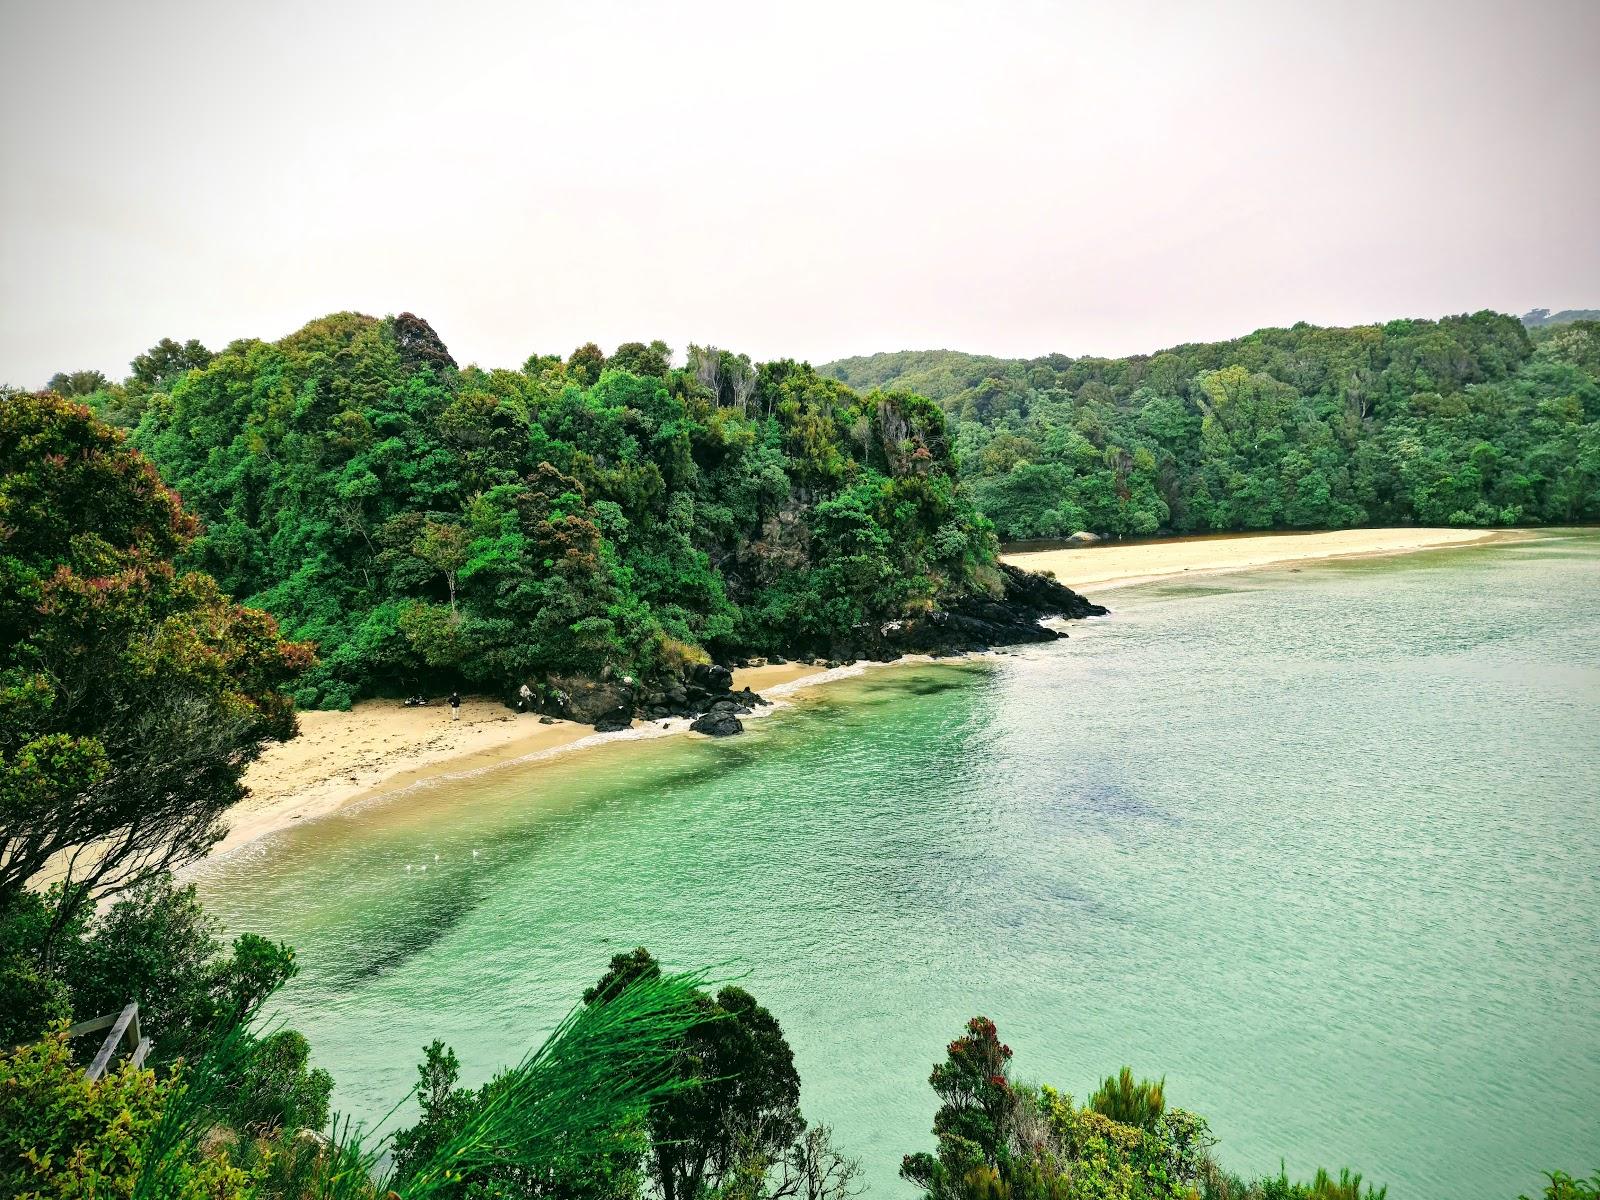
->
[
  {"left": 38, "top": 314, "right": 1099, "bottom": 712},
  {"left": 822, "top": 312, "right": 1600, "bottom": 541}
]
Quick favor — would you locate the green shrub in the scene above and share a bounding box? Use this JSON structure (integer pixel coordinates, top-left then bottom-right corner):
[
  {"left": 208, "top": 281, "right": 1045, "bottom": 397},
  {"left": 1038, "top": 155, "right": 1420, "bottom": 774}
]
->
[{"left": 0, "top": 1026, "right": 256, "bottom": 1200}]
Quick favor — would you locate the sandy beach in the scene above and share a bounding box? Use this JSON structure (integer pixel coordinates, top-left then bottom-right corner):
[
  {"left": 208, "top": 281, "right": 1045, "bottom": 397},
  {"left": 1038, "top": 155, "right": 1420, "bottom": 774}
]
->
[
  {"left": 1000, "top": 526, "right": 1513, "bottom": 592},
  {"left": 220, "top": 527, "right": 1515, "bottom": 860},
  {"left": 212, "top": 660, "right": 834, "bottom": 860}
]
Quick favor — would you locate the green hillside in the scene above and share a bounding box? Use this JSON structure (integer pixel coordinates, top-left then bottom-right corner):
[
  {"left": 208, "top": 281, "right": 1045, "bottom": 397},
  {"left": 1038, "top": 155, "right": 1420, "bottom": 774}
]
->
[
  {"left": 71, "top": 315, "right": 1007, "bottom": 708},
  {"left": 822, "top": 313, "right": 1600, "bottom": 541}
]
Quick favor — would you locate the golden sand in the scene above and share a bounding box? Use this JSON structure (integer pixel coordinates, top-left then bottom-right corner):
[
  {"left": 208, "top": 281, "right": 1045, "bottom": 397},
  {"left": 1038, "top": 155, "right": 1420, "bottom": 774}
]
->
[{"left": 1001, "top": 527, "right": 1515, "bottom": 592}]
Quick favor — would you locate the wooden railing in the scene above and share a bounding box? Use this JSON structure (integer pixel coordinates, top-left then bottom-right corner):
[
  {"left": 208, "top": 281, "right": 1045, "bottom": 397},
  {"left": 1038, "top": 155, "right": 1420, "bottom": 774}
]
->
[{"left": 65, "top": 1001, "right": 152, "bottom": 1079}]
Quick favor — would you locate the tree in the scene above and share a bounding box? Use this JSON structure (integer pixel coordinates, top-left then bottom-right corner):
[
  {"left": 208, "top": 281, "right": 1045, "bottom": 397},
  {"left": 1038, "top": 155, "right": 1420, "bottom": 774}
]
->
[
  {"left": 413, "top": 518, "right": 470, "bottom": 613},
  {"left": 585, "top": 947, "right": 804, "bottom": 1200},
  {"left": 129, "top": 337, "right": 213, "bottom": 390},
  {"left": 43, "top": 368, "right": 109, "bottom": 396},
  {"left": 726, "top": 352, "right": 758, "bottom": 414},
  {"left": 208, "top": 1028, "right": 332, "bottom": 1138},
  {"left": 610, "top": 340, "right": 673, "bottom": 378},
  {"left": 767, "top": 1125, "right": 865, "bottom": 1200},
  {"left": 1088, "top": 1066, "right": 1166, "bottom": 1129},
  {"left": 900, "top": 1016, "right": 1020, "bottom": 1199},
  {"left": 389, "top": 1041, "right": 480, "bottom": 1185},
  {"left": 569, "top": 341, "right": 607, "bottom": 386},
  {"left": 689, "top": 343, "right": 723, "bottom": 400},
  {"left": 0, "top": 395, "right": 313, "bottom": 957}
]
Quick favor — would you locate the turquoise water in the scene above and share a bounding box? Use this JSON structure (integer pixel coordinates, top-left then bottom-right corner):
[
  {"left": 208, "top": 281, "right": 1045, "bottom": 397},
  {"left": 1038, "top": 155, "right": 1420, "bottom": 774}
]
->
[{"left": 198, "top": 532, "right": 1600, "bottom": 1197}]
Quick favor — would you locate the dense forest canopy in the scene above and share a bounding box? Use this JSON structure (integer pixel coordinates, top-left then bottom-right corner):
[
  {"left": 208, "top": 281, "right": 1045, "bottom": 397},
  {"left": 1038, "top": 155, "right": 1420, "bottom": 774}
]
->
[
  {"left": 67, "top": 314, "right": 1001, "bottom": 708},
  {"left": 822, "top": 313, "right": 1600, "bottom": 541},
  {"left": 34, "top": 306, "right": 1600, "bottom": 706}
]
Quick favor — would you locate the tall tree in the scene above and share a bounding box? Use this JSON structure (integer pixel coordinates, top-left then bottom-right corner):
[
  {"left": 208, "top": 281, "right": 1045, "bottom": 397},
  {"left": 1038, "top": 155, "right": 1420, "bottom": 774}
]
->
[
  {"left": 129, "top": 337, "right": 213, "bottom": 390},
  {"left": 44, "top": 368, "right": 109, "bottom": 397},
  {"left": 0, "top": 394, "right": 312, "bottom": 956},
  {"left": 586, "top": 948, "right": 805, "bottom": 1200}
]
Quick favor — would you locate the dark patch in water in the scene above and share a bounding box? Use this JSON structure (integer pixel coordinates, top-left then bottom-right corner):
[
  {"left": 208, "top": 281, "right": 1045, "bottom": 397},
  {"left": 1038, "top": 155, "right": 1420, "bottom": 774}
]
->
[
  {"left": 301, "top": 883, "right": 482, "bottom": 990},
  {"left": 1146, "top": 583, "right": 1250, "bottom": 600},
  {"left": 899, "top": 678, "right": 971, "bottom": 698},
  {"left": 1067, "top": 782, "right": 1181, "bottom": 827}
]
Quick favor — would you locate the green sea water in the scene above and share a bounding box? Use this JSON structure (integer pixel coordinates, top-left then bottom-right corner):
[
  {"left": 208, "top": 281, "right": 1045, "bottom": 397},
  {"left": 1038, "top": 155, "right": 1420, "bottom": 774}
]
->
[{"left": 197, "top": 531, "right": 1600, "bottom": 1198}]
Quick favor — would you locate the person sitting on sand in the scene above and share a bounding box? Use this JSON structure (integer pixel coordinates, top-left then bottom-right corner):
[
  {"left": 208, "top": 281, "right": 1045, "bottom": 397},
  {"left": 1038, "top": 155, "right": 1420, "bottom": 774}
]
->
[{"left": 449, "top": 690, "right": 461, "bottom": 721}]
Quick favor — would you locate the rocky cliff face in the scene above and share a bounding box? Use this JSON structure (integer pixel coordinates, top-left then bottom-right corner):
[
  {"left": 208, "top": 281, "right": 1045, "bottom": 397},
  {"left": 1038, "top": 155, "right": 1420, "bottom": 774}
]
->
[{"left": 812, "top": 564, "right": 1106, "bottom": 662}]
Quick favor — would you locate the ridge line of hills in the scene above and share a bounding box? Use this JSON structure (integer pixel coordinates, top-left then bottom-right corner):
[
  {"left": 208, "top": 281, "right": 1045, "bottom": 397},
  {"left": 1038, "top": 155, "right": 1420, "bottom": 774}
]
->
[
  {"left": 819, "top": 308, "right": 1599, "bottom": 542},
  {"left": 17, "top": 304, "right": 1598, "bottom": 709}
]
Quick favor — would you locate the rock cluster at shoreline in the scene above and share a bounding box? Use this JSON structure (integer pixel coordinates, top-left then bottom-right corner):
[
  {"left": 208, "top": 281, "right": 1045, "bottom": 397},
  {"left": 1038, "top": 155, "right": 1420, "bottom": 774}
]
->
[
  {"left": 526, "top": 567, "right": 1104, "bottom": 737},
  {"left": 788, "top": 563, "right": 1108, "bottom": 663},
  {"left": 536, "top": 663, "right": 768, "bottom": 737}
]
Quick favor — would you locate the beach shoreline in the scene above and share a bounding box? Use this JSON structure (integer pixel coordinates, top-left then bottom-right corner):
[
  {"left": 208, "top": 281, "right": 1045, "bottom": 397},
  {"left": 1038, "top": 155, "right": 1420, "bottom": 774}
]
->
[
  {"left": 1001, "top": 525, "right": 1521, "bottom": 592},
  {"left": 209, "top": 659, "right": 862, "bottom": 862},
  {"left": 216, "top": 526, "right": 1520, "bottom": 862}
]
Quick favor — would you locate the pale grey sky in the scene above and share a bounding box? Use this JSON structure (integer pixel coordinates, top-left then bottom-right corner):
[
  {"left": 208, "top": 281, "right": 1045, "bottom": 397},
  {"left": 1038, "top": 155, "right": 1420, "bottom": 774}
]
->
[{"left": 2, "top": 0, "right": 1596, "bottom": 386}]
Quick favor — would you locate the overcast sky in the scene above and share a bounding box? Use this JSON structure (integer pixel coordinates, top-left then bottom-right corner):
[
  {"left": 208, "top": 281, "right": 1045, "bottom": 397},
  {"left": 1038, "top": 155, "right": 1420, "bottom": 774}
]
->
[{"left": 2, "top": 0, "right": 1596, "bottom": 386}]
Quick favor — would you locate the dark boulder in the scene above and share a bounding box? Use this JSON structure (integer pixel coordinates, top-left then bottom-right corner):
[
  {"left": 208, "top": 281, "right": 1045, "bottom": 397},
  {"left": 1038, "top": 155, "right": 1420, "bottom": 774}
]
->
[
  {"left": 593, "top": 707, "right": 633, "bottom": 733},
  {"left": 690, "top": 663, "right": 734, "bottom": 692},
  {"left": 549, "top": 674, "right": 634, "bottom": 724},
  {"left": 690, "top": 711, "right": 744, "bottom": 736}
]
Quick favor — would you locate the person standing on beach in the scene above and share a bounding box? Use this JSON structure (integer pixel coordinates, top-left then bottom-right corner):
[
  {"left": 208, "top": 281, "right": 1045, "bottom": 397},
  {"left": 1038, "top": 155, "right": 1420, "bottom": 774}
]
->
[
  {"left": 518, "top": 682, "right": 533, "bottom": 712},
  {"left": 449, "top": 691, "right": 461, "bottom": 721}
]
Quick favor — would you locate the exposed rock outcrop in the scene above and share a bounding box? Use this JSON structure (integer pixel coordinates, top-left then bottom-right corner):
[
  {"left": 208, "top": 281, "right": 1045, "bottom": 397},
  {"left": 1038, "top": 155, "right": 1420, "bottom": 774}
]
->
[
  {"left": 592, "top": 707, "right": 633, "bottom": 733},
  {"left": 525, "top": 565, "right": 1103, "bottom": 733},
  {"left": 548, "top": 675, "right": 634, "bottom": 724},
  {"left": 810, "top": 564, "right": 1107, "bottom": 660}
]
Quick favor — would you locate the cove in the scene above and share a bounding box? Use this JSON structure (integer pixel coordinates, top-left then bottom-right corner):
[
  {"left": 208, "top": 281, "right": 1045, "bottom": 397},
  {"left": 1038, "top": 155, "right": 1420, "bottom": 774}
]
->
[{"left": 197, "top": 531, "right": 1600, "bottom": 1198}]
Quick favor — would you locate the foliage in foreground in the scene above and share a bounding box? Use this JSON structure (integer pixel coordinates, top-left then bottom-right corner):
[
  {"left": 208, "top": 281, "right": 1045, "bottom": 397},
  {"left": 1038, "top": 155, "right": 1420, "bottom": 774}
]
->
[
  {"left": 901, "top": 1015, "right": 1388, "bottom": 1200},
  {"left": 1520, "top": 1172, "right": 1600, "bottom": 1200},
  {"left": 0, "top": 1026, "right": 257, "bottom": 1200},
  {"left": 1, "top": 962, "right": 721, "bottom": 1200},
  {"left": 0, "top": 393, "right": 312, "bottom": 944},
  {"left": 387, "top": 947, "right": 861, "bottom": 1200}
]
